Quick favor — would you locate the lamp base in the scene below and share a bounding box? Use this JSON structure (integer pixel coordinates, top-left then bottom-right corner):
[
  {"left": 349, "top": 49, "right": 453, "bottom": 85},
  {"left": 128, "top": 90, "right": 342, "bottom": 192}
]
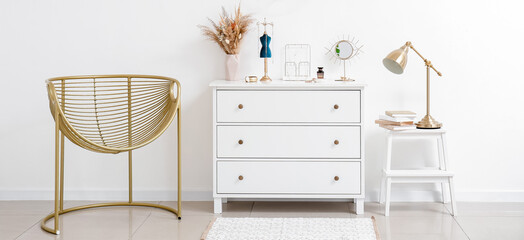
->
[
  {"left": 416, "top": 114, "right": 442, "bottom": 129},
  {"left": 260, "top": 75, "right": 272, "bottom": 82}
]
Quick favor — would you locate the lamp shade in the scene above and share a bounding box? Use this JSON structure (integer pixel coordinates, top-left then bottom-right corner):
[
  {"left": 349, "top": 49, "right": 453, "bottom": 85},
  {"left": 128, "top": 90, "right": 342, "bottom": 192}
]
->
[{"left": 383, "top": 45, "right": 409, "bottom": 74}]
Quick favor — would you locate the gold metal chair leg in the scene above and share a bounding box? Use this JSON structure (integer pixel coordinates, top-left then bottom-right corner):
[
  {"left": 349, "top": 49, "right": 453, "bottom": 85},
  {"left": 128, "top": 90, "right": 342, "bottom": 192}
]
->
[
  {"left": 41, "top": 202, "right": 181, "bottom": 234},
  {"left": 177, "top": 107, "right": 182, "bottom": 219},
  {"left": 60, "top": 133, "right": 64, "bottom": 211},
  {"left": 128, "top": 150, "right": 133, "bottom": 203},
  {"left": 59, "top": 79, "right": 65, "bottom": 212},
  {"left": 52, "top": 110, "right": 60, "bottom": 234},
  {"left": 127, "top": 77, "right": 133, "bottom": 204},
  {"left": 41, "top": 121, "right": 182, "bottom": 234}
]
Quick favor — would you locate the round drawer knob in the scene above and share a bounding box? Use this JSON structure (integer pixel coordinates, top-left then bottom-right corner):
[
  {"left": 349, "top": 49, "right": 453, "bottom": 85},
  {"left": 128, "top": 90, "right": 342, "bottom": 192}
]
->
[
  {"left": 238, "top": 139, "right": 244, "bottom": 145},
  {"left": 334, "top": 176, "right": 340, "bottom": 181},
  {"left": 238, "top": 175, "right": 244, "bottom": 180},
  {"left": 334, "top": 140, "right": 340, "bottom": 145},
  {"left": 334, "top": 104, "right": 339, "bottom": 109},
  {"left": 238, "top": 104, "right": 244, "bottom": 109}
]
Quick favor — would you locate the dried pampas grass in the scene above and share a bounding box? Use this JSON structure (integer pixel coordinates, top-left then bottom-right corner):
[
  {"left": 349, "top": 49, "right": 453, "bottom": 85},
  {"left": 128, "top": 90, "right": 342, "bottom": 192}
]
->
[{"left": 198, "top": 4, "right": 254, "bottom": 55}]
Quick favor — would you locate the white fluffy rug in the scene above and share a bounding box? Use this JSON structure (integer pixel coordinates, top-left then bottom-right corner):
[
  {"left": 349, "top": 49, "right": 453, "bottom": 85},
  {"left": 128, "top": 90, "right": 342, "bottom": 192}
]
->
[{"left": 201, "top": 217, "right": 380, "bottom": 240}]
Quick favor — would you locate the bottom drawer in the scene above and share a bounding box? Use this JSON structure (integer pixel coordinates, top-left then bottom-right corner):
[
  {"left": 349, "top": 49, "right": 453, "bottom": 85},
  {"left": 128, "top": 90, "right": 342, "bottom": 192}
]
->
[{"left": 217, "top": 161, "right": 361, "bottom": 194}]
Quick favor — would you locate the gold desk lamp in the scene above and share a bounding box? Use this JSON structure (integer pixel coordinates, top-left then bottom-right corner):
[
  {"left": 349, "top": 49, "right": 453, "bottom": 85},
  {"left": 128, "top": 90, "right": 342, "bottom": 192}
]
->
[{"left": 383, "top": 41, "right": 443, "bottom": 129}]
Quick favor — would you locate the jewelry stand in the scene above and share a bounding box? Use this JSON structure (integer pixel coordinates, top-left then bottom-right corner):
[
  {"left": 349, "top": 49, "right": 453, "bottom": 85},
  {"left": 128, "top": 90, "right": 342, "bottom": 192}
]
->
[{"left": 257, "top": 18, "right": 273, "bottom": 82}]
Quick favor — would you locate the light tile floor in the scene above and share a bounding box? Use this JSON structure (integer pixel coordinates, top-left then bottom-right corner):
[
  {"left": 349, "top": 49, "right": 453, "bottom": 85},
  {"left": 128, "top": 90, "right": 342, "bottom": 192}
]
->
[{"left": 1, "top": 201, "right": 524, "bottom": 240}]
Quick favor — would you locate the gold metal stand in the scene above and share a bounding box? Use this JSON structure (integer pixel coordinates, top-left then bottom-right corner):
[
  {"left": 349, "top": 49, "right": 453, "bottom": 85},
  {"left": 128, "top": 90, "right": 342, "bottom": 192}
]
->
[
  {"left": 260, "top": 58, "right": 271, "bottom": 82},
  {"left": 417, "top": 63, "right": 442, "bottom": 129},
  {"left": 340, "top": 61, "right": 354, "bottom": 82},
  {"left": 42, "top": 75, "right": 182, "bottom": 235},
  {"left": 406, "top": 43, "right": 443, "bottom": 129}
]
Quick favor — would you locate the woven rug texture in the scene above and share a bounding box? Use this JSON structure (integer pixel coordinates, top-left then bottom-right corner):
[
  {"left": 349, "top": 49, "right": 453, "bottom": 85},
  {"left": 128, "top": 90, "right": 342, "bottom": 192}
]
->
[{"left": 201, "top": 217, "right": 379, "bottom": 240}]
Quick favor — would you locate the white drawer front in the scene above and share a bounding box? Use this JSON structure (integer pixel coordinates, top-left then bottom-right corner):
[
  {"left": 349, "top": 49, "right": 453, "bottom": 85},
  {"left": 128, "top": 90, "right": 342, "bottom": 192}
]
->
[
  {"left": 217, "top": 125, "right": 360, "bottom": 158},
  {"left": 216, "top": 90, "right": 360, "bottom": 123},
  {"left": 217, "top": 161, "right": 361, "bottom": 194}
]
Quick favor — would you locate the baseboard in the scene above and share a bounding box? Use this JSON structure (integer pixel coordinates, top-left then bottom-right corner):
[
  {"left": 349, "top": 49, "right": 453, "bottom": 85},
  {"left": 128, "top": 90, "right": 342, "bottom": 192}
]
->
[
  {"left": 455, "top": 190, "right": 524, "bottom": 202},
  {"left": 1, "top": 190, "right": 524, "bottom": 202},
  {"left": 367, "top": 189, "right": 524, "bottom": 202}
]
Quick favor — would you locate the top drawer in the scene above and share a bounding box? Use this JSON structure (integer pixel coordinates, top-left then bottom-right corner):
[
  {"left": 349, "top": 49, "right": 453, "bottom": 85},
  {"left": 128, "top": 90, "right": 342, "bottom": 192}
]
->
[{"left": 216, "top": 90, "right": 361, "bottom": 123}]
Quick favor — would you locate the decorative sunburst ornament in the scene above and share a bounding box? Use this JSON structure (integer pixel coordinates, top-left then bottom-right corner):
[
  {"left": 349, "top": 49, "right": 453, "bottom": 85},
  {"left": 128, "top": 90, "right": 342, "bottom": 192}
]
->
[{"left": 325, "top": 35, "right": 363, "bottom": 81}]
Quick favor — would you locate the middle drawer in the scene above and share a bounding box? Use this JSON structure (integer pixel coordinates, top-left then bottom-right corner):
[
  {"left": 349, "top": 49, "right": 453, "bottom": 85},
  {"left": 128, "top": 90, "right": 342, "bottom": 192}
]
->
[{"left": 217, "top": 125, "right": 361, "bottom": 159}]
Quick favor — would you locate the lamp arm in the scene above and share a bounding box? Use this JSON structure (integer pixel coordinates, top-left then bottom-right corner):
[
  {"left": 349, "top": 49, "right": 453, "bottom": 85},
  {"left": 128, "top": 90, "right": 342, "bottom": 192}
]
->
[{"left": 406, "top": 42, "right": 442, "bottom": 77}]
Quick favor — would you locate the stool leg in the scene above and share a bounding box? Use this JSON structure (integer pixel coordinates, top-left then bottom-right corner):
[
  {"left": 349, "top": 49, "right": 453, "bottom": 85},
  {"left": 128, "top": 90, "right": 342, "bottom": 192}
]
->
[
  {"left": 449, "top": 177, "right": 457, "bottom": 216},
  {"left": 441, "top": 182, "right": 450, "bottom": 203},
  {"left": 379, "top": 175, "right": 386, "bottom": 204},
  {"left": 385, "top": 178, "right": 392, "bottom": 216},
  {"left": 382, "top": 133, "right": 393, "bottom": 205},
  {"left": 437, "top": 136, "right": 447, "bottom": 170},
  {"left": 385, "top": 133, "right": 393, "bottom": 171},
  {"left": 437, "top": 135, "right": 449, "bottom": 203}
]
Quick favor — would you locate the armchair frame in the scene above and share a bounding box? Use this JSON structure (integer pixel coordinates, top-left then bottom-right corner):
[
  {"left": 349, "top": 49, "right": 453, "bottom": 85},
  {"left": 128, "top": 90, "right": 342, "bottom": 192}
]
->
[{"left": 42, "top": 75, "right": 181, "bottom": 234}]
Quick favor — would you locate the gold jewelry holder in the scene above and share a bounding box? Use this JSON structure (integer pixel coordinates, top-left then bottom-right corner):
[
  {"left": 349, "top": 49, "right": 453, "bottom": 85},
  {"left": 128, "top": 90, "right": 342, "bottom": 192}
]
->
[
  {"left": 257, "top": 18, "right": 273, "bottom": 82},
  {"left": 42, "top": 75, "right": 182, "bottom": 234},
  {"left": 261, "top": 57, "right": 271, "bottom": 82},
  {"left": 383, "top": 41, "right": 443, "bottom": 129}
]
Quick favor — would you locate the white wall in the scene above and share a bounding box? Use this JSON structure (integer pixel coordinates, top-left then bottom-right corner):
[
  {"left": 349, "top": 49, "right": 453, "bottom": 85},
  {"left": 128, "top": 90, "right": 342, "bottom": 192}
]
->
[{"left": 1, "top": 0, "right": 523, "bottom": 202}]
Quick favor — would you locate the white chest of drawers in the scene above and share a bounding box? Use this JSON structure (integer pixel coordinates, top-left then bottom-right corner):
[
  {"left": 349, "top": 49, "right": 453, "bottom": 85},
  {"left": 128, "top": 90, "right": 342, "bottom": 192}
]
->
[{"left": 210, "top": 80, "right": 366, "bottom": 214}]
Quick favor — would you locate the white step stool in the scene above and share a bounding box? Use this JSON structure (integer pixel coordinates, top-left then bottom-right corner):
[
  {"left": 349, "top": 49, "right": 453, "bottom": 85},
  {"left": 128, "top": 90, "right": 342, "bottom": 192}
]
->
[{"left": 379, "top": 129, "right": 457, "bottom": 216}]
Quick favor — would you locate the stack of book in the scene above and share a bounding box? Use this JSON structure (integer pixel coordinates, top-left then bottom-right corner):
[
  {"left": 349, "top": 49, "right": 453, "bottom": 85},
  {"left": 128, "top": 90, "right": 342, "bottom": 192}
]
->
[{"left": 376, "top": 111, "right": 417, "bottom": 130}]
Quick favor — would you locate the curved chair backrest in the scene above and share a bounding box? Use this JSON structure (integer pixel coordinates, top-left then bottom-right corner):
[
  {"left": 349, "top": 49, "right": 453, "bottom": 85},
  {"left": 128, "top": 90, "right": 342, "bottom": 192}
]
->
[{"left": 46, "top": 75, "right": 181, "bottom": 154}]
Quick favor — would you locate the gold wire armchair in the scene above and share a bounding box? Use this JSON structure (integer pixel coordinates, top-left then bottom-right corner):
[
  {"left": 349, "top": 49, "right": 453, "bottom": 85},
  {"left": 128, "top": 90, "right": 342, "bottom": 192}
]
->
[{"left": 42, "top": 75, "right": 181, "bottom": 234}]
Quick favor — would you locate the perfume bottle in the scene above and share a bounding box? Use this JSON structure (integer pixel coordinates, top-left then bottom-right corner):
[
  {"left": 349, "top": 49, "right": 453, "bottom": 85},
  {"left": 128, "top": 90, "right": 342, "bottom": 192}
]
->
[{"left": 317, "top": 67, "right": 324, "bottom": 79}]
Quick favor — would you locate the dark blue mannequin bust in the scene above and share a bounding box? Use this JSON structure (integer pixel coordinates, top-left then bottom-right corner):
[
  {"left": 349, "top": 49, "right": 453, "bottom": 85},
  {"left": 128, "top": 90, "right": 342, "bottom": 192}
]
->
[{"left": 260, "top": 33, "right": 272, "bottom": 58}]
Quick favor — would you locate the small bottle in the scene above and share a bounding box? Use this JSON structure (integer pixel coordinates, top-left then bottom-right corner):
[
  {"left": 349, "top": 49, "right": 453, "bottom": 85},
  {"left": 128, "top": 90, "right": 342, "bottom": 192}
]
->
[{"left": 317, "top": 67, "right": 324, "bottom": 79}]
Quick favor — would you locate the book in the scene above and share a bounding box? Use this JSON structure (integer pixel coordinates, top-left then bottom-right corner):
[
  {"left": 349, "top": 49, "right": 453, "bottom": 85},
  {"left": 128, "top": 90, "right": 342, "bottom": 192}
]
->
[
  {"left": 385, "top": 110, "right": 416, "bottom": 118},
  {"left": 379, "top": 124, "right": 416, "bottom": 131},
  {"left": 375, "top": 119, "right": 414, "bottom": 126},
  {"left": 379, "top": 114, "right": 415, "bottom": 122}
]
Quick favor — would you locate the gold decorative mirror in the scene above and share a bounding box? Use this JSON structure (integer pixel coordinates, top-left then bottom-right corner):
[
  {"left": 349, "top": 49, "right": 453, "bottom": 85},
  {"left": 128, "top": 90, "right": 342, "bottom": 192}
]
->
[
  {"left": 335, "top": 40, "right": 354, "bottom": 60},
  {"left": 326, "top": 36, "right": 363, "bottom": 81}
]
